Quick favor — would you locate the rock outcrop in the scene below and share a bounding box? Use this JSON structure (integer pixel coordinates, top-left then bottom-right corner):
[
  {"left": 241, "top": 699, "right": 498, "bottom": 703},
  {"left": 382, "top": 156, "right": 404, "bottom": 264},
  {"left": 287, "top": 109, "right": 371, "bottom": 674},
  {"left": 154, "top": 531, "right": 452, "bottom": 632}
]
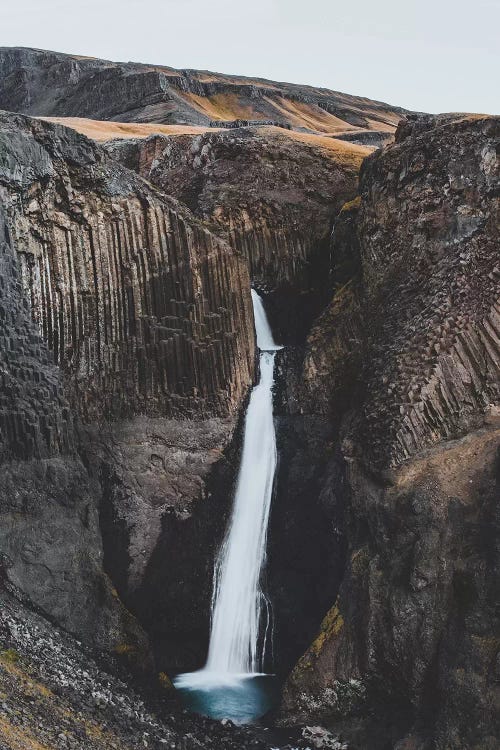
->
[
  {"left": 0, "top": 111, "right": 254, "bottom": 422},
  {"left": 0, "top": 198, "right": 147, "bottom": 659},
  {"left": 0, "top": 110, "right": 255, "bottom": 672},
  {"left": 0, "top": 47, "right": 406, "bottom": 145},
  {"left": 280, "top": 114, "right": 500, "bottom": 750},
  {"left": 106, "top": 127, "right": 369, "bottom": 340}
]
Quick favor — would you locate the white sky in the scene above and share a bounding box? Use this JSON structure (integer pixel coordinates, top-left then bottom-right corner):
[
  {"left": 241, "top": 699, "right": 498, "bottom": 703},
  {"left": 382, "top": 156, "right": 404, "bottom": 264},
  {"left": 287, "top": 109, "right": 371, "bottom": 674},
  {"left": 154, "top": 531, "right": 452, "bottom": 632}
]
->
[{"left": 0, "top": 0, "right": 498, "bottom": 115}]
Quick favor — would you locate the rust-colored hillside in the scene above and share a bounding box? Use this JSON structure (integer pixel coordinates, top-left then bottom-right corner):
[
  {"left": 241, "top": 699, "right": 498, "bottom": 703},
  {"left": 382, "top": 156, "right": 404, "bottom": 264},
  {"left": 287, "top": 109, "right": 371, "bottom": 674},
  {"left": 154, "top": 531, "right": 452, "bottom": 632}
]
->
[{"left": 0, "top": 47, "right": 407, "bottom": 146}]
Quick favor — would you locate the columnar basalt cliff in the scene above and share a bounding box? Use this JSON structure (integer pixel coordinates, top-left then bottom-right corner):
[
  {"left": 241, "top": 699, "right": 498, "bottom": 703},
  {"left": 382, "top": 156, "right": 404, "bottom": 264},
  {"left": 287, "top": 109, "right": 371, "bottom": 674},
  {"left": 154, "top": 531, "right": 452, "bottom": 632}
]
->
[
  {"left": 0, "top": 112, "right": 254, "bottom": 421},
  {"left": 0, "top": 110, "right": 256, "bottom": 674},
  {"left": 106, "top": 127, "right": 370, "bottom": 339},
  {"left": 1, "top": 44, "right": 499, "bottom": 750},
  {"left": 0, "top": 47, "right": 406, "bottom": 145},
  {"left": 0, "top": 200, "right": 148, "bottom": 658},
  {"left": 280, "top": 114, "right": 500, "bottom": 750}
]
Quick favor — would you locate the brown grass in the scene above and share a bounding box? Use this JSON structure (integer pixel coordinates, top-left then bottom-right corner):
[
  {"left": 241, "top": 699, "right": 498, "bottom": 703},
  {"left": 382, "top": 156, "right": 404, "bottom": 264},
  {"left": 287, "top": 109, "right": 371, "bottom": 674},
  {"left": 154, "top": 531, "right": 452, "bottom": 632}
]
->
[
  {"left": 262, "top": 126, "right": 372, "bottom": 166},
  {"left": 178, "top": 91, "right": 262, "bottom": 121},
  {"left": 37, "top": 116, "right": 372, "bottom": 171},
  {"left": 38, "top": 117, "right": 213, "bottom": 141},
  {"left": 264, "top": 95, "right": 357, "bottom": 134},
  {"left": 0, "top": 655, "right": 136, "bottom": 750},
  {"left": 0, "top": 717, "right": 53, "bottom": 750}
]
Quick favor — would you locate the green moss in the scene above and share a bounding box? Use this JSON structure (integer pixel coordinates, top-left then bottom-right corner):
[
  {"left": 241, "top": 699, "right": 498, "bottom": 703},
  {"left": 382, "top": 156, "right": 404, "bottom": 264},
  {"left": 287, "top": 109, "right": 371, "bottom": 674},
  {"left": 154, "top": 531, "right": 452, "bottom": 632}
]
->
[
  {"left": 0, "top": 649, "right": 20, "bottom": 664},
  {"left": 291, "top": 600, "right": 346, "bottom": 684},
  {"left": 158, "top": 672, "right": 174, "bottom": 691},
  {"left": 350, "top": 546, "right": 370, "bottom": 576},
  {"left": 113, "top": 643, "right": 137, "bottom": 656},
  {"left": 309, "top": 602, "right": 344, "bottom": 658},
  {"left": 340, "top": 195, "right": 361, "bottom": 212}
]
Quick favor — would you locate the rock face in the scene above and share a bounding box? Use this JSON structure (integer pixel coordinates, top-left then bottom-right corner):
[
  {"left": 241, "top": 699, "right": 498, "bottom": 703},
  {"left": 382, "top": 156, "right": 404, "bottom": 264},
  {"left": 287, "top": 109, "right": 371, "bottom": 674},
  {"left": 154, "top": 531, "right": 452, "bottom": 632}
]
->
[
  {"left": 0, "top": 110, "right": 256, "bottom": 671},
  {"left": 103, "top": 123, "right": 377, "bottom": 675},
  {"left": 280, "top": 114, "right": 500, "bottom": 750},
  {"left": 0, "top": 111, "right": 254, "bottom": 422},
  {"left": 80, "top": 413, "right": 244, "bottom": 673},
  {"left": 106, "top": 127, "right": 370, "bottom": 340},
  {"left": 0, "top": 199, "right": 147, "bottom": 658},
  {"left": 0, "top": 47, "right": 406, "bottom": 145}
]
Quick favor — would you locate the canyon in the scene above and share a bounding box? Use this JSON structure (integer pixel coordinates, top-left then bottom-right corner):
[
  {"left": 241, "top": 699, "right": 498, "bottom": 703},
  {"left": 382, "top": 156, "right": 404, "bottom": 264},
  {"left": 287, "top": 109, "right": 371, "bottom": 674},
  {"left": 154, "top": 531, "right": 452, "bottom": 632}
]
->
[{"left": 0, "top": 47, "right": 498, "bottom": 750}]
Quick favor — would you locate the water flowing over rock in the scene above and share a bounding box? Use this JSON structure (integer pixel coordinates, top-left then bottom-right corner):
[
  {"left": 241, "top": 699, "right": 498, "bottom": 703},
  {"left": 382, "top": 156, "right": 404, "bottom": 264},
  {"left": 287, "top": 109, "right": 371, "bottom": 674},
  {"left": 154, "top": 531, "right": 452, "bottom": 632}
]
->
[
  {"left": 174, "top": 292, "right": 280, "bottom": 722},
  {"left": 204, "top": 292, "right": 279, "bottom": 675}
]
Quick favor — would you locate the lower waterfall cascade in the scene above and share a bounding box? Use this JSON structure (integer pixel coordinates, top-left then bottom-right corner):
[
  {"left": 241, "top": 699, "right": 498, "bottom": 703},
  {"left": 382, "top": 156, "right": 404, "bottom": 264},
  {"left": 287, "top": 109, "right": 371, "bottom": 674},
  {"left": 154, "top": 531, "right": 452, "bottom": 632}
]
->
[{"left": 174, "top": 289, "right": 281, "bottom": 722}]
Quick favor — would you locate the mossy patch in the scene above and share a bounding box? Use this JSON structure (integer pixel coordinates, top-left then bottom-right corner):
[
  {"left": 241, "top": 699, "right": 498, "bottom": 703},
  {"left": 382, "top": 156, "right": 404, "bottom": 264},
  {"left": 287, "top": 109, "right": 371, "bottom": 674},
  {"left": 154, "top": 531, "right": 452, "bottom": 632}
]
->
[
  {"left": 340, "top": 195, "right": 361, "bottom": 212},
  {"left": 350, "top": 546, "right": 370, "bottom": 576},
  {"left": 113, "top": 643, "right": 137, "bottom": 656},
  {"left": 158, "top": 672, "right": 174, "bottom": 691},
  {"left": 289, "top": 600, "right": 345, "bottom": 682},
  {"left": 309, "top": 602, "right": 344, "bottom": 658},
  {"left": 0, "top": 648, "right": 20, "bottom": 664}
]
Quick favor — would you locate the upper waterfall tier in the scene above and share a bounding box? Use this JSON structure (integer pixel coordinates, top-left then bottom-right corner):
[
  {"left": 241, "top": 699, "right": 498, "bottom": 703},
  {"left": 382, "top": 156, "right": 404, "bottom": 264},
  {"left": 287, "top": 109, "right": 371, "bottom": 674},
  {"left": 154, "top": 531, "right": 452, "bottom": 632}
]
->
[{"left": 251, "top": 289, "right": 281, "bottom": 352}]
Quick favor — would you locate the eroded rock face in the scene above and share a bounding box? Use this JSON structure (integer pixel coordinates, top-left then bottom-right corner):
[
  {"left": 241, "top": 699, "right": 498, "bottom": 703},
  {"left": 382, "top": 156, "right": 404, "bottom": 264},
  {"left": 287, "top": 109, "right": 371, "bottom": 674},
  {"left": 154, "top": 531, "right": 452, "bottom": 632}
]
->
[
  {"left": 79, "top": 414, "right": 243, "bottom": 673},
  {"left": 0, "top": 111, "right": 254, "bottom": 422},
  {"left": 106, "top": 128, "right": 369, "bottom": 342},
  {"left": 280, "top": 114, "right": 500, "bottom": 749},
  {"left": 0, "top": 202, "right": 148, "bottom": 658}
]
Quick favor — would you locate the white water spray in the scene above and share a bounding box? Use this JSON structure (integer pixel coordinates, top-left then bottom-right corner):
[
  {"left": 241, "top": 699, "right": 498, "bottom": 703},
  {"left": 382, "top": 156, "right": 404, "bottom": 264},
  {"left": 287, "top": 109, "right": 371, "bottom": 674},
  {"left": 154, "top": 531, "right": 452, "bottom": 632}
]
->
[{"left": 175, "top": 290, "right": 280, "bottom": 689}]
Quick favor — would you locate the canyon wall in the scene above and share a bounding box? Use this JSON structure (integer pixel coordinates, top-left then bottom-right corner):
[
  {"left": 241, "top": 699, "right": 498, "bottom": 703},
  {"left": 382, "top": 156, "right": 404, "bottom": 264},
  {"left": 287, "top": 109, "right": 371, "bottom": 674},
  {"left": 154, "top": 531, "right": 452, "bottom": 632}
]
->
[
  {"left": 107, "top": 127, "right": 369, "bottom": 341},
  {"left": 0, "top": 110, "right": 255, "bottom": 671},
  {"left": 280, "top": 114, "right": 500, "bottom": 750},
  {"left": 106, "top": 125, "right": 381, "bottom": 675},
  {"left": 0, "top": 198, "right": 148, "bottom": 659}
]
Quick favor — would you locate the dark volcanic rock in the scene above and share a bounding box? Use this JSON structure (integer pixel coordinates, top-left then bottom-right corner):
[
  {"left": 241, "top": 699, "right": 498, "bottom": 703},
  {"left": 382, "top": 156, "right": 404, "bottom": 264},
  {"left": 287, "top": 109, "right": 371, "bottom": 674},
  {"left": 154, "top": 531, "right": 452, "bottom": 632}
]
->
[
  {"left": 0, "top": 110, "right": 256, "bottom": 670},
  {"left": 0, "top": 110, "right": 255, "bottom": 422},
  {"left": 280, "top": 114, "right": 500, "bottom": 750},
  {"left": 0, "top": 46, "right": 406, "bottom": 143},
  {"left": 80, "top": 414, "right": 244, "bottom": 674},
  {"left": 0, "top": 586, "right": 283, "bottom": 750},
  {"left": 106, "top": 127, "right": 369, "bottom": 341},
  {"left": 0, "top": 201, "right": 147, "bottom": 657},
  {"left": 358, "top": 113, "right": 499, "bottom": 467}
]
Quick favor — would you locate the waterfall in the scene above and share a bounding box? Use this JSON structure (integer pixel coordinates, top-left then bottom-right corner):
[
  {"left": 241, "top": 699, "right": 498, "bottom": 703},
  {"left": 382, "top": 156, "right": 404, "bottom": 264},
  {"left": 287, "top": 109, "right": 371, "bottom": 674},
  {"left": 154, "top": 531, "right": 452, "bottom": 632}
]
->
[{"left": 175, "top": 289, "right": 280, "bottom": 689}]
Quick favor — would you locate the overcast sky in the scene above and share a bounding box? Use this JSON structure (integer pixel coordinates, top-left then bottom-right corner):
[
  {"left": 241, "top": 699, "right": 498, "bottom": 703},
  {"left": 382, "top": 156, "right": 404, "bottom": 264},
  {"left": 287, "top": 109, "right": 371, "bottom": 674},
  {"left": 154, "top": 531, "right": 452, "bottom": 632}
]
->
[{"left": 0, "top": 0, "right": 498, "bottom": 115}]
